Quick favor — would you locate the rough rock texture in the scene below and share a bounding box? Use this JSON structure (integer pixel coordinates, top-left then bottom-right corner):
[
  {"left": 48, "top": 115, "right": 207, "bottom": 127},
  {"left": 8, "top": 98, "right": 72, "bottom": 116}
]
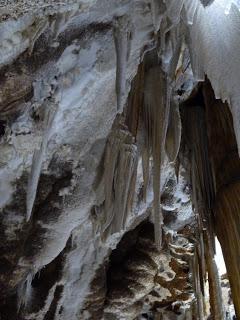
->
[{"left": 0, "top": 0, "right": 239, "bottom": 319}]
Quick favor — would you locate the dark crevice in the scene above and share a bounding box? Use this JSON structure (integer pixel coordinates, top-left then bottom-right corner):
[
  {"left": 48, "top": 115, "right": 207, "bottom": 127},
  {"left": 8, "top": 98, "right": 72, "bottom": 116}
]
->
[
  {"left": 200, "top": 0, "right": 215, "bottom": 7},
  {"left": 43, "top": 285, "right": 64, "bottom": 320},
  {"left": 0, "top": 120, "right": 6, "bottom": 137},
  {"left": 22, "top": 247, "right": 65, "bottom": 314}
]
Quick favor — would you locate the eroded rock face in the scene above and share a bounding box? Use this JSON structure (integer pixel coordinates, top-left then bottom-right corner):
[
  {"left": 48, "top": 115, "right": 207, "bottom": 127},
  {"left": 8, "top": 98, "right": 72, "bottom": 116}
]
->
[
  {"left": 104, "top": 223, "right": 194, "bottom": 320},
  {"left": 79, "top": 220, "right": 196, "bottom": 320}
]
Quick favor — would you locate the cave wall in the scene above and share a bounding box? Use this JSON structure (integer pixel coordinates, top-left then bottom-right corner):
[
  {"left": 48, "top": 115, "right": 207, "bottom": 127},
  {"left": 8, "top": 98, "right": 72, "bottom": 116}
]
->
[
  {"left": 1, "top": 1, "right": 240, "bottom": 319},
  {"left": 0, "top": 2, "right": 194, "bottom": 317}
]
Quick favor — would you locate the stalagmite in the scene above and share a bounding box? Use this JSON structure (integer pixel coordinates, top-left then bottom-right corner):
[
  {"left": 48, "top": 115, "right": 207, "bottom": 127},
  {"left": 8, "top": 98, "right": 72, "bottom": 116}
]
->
[{"left": 205, "top": 232, "right": 225, "bottom": 320}]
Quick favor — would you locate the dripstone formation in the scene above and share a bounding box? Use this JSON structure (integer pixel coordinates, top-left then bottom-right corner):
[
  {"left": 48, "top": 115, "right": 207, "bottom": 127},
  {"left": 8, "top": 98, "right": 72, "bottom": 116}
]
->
[{"left": 0, "top": 0, "right": 239, "bottom": 319}]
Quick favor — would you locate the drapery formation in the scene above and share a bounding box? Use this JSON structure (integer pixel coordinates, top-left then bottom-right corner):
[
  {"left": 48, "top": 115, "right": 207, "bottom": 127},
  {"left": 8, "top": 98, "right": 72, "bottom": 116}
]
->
[
  {"left": 182, "top": 80, "right": 240, "bottom": 319},
  {"left": 203, "top": 82, "right": 240, "bottom": 318}
]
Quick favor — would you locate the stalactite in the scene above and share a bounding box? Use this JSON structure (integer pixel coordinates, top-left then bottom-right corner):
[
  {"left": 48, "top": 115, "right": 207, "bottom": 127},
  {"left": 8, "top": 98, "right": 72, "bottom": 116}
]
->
[
  {"left": 26, "top": 97, "right": 58, "bottom": 221},
  {"left": 144, "top": 65, "right": 170, "bottom": 250},
  {"left": 125, "top": 62, "right": 145, "bottom": 138},
  {"left": 113, "top": 15, "right": 132, "bottom": 112},
  {"left": 165, "top": 99, "right": 182, "bottom": 163},
  {"left": 150, "top": 0, "right": 165, "bottom": 34},
  {"left": 158, "top": 20, "right": 184, "bottom": 80},
  {"left": 140, "top": 12, "right": 184, "bottom": 249}
]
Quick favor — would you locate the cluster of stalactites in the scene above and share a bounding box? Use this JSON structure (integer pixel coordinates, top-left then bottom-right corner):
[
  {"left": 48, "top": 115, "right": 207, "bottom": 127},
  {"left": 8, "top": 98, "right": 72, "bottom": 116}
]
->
[
  {"left": 135, "top": 9, "right": 185, "bottom": 249},
  {"left": 181, "top": 89, "right": 225, "bottom": 319},
  {"left": 150, "top": 0, "right": 240, "bottom": 156},
  {"left": 106, "top": 0, "right": 240, "bottom": 252},
  {"left": 143, "top": 64, "right": 170, "bottom": 249},
  {"left": 106, "top": 2, "right": 186, "bottom": 248},
  {"left": 101, "top": 60, "right": 182, "bottom": 248}
]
